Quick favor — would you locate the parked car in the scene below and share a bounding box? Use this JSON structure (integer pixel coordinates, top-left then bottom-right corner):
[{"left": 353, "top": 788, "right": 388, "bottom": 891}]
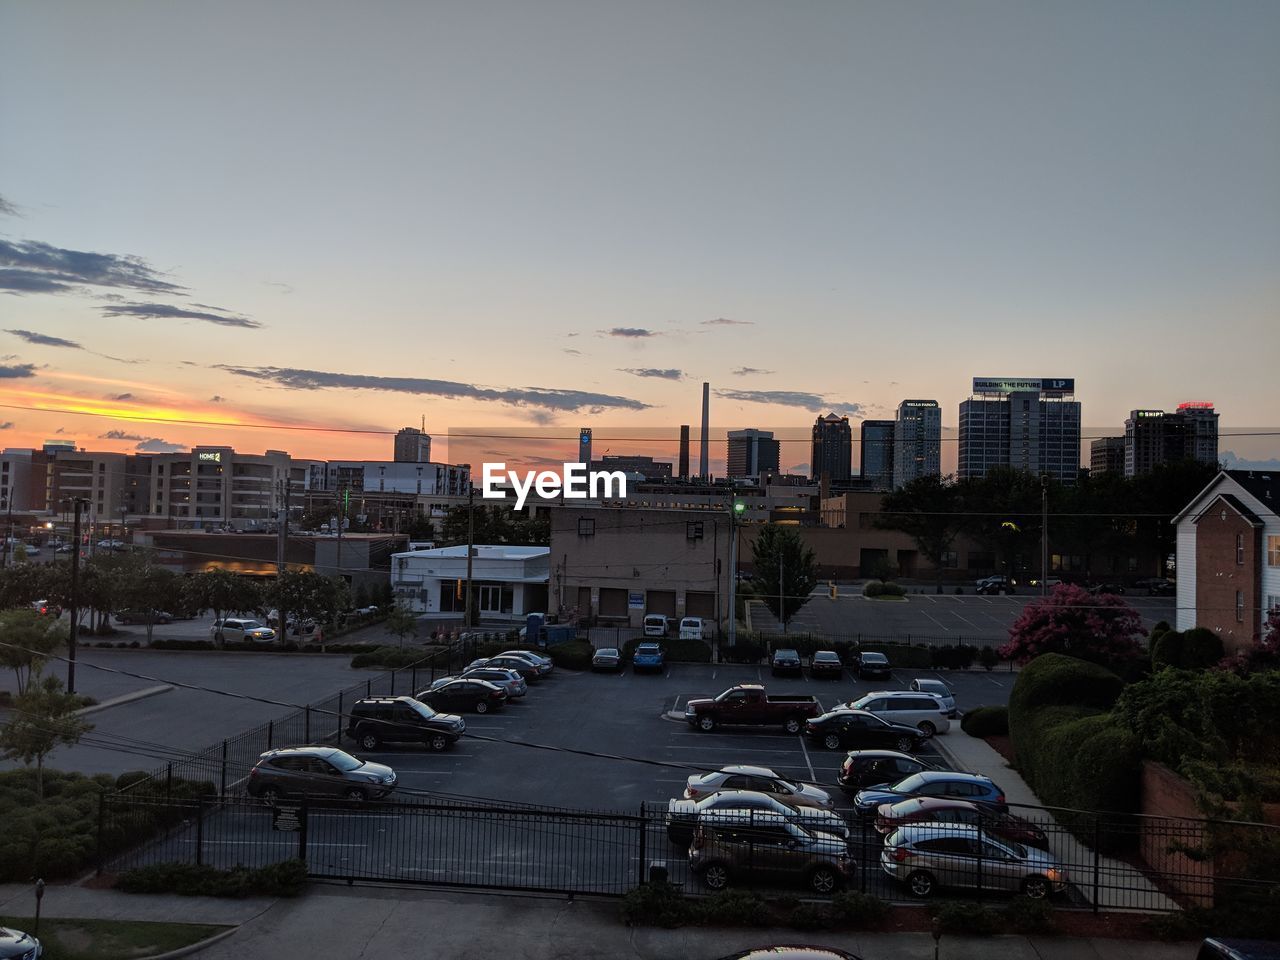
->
[
  {"left": 854, "top": 651, "right": 892, "bottom": 680},
  {"left": 1197, "top": 940, "right": 1280, "bottom": 960},
  {"left": 880, "top": 823, "right": 1066, "bottom": 899},
  {"left": 678, "top": 616, "right": 704, "bottom": 640},
  {"left": 461, "top": 666, "right": 528, "bottom": 697},
  {"left": 0, "top": 923, "right": 41, "bottom": 959},
  {"left": 18, "top": 544, "right": 38, "bottom": 556},
  {"left": 1134, "top": 578, "right": 1176, "bottom": 596},
  {"left": 633, "top": 642, "right": 666, "bottom": 673},
  {"left": 1027, "top": 577, "right": 1063, "bottom": 588},
  {"left": 908, "top": 679, "right": 956, "bottom": 718},
  {"left": 844, "top": 691, "right": 951, "bottom": 737},
  {"left": 690, "top": 810, "right": 853, "bottom": 894},
  {"left": 210, "top": 618, "right": 276, "bottom": 643},
  {"left": 417, "top": 677, "right": 507, "bottom": 714},
  {"left": 591, "top": 647, "right": 622, "bottom": 671},
  {"left": 115, "top": 609, "right": 173, "bottom": 625},
  {"left": 808, "top": 650, "right": 844, "bottom": 679},
  {"left": 466, "top": 655, "right": 547, "bottom": 681},
  {"left": 804, "top": 709, "right": 928, "bottom": 753},
  {"left": 853, "top": 771, "right": 1007, "bottom": 818},
  {"left": 666, "top": 789, "right": 852, "bottom": 845},
  {"left": 496, "top": 649, "right": 553, "bottom": 669},
  {"left": 771, "top": 648, "right": 803, "bottom": 677},
  {"left": 713, "top": 949, "right": 862, "bottom": 960},
  {"left": 31, "top": 599, "right": 62, "bottom": 617},
  {"left": 975, "top": 575, "right": 1016, "bottom": 595},
  {"left": 246, "top": 746, "right": 397, "bottom": 803},
  {"left": 54, "top": 544, "right": 74, "bottom": 553},
  {"left": 267, "top": 609, "right": 316, "bottom": 635},
  {"left": 643, "top": 614, "right": 670, "bottom": 637},
  {"left": 873, "top": 796, "right": 1050, "bottom": 850},
  {"left": 96, "top": 538, "right": 126, "bottom": 550},
  {"left": 837, "top": 749, "right": 944, "bottom": 793},
  {"left": 345, "top": 696, "right": 465, "bottom": 751},
  {"left": 685, "top": 765, "right": 833, "bottom": 808},
  {"left": 684, "top": 685, "right": 822, "bottom": 734},
  {"left": 1088, "top": 581, "right": 1126, "bottom": 595}
]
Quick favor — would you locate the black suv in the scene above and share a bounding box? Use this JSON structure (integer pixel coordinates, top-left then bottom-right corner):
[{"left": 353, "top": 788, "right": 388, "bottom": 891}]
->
[
  {"left": 346, "top": 696, "right": 465, "bottom": 752},
  {"left": 770, "top": 648, "right": 802, "bottom": 677},
  {"left": 837, "top": 749, "right": 942, "bottom": 792}
]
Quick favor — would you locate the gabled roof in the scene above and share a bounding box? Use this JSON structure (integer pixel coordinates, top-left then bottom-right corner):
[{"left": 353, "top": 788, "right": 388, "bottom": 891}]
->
[
  {"left": 1173, "top": 470, "right": 1279, "bottom": 525},
  {"left": 1228, "top": 470, "right": 1278, "bottom": 510},
  {"left": 1192, "top": 493, "right": 1263, "bottom": 529}
]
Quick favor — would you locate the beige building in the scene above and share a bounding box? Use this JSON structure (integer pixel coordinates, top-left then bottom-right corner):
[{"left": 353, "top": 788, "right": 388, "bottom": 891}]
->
[{"left": 143, "top": 447, "right": 298, "bottom": 530}]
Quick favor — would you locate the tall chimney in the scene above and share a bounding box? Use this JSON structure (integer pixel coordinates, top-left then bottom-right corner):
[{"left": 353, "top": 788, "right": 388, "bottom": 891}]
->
[
  {"left": 700, "top": 382, "right": 710, "bottom": 480},
  {"left": 678, "top": 425, "right": 690, "bottom": 479}
]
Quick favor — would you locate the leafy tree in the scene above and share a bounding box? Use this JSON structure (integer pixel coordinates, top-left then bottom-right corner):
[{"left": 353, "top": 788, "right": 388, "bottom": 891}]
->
[
  {"left": 751, "top": 524, "right": 818, "bottom": 630},
  {"left": 999, "top": 583, "right": 1146, "bottom": 670},
  {"left": 112, "top": 551, "right": 184, "bottom": 645},
  {"left": 0, "top": 608, "right": 65, "bottom": 695},
  {"left": 439, "top": 505, "right": 549, "bottom": 546},
  {"left": 0, "top": 674, "right": 91, "bottom": 799},
  {"left": 383, "top": 601, "right": 418, "bottom": 649},
  {"left": 0, "top": 561, "right": 55, "bottom": 610},
  {"left": 266, "top": 570, "right": 350, "bottom": 644},
  {"left": 958, "top": 468, "right": 1047, "bottom": 581},
  {"left": 183, "top": 568, "right": 264, "bottom": 647},
  {"left": 1219, "top": 610, "right": 1280, "bottom": 675},
  {"left": 405, "top": 515, "right": 436, "bottom": 541},
  {"left": 876, "top": 474, "right": 965, "bottom": 593}
]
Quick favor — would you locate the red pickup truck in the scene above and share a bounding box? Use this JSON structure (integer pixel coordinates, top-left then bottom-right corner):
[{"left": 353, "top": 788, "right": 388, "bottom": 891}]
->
[{"left": 684, "top": 684, "right": 823, "bottom": 733}]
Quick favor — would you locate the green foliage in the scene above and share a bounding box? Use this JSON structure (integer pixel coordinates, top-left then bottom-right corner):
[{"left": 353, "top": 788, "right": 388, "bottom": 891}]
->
[
  {"left": 545, "top": 640, "right": 593, "bottom": 670},
  {"left": 1009, "top": 653, "right": 1126, "bottom": 718},
  {"left": 855, "top": 643, "right": 934, "bottom": 668},
  {"left": 876, "top": 474, "right": 965, "bottom": 591},
  {"left": 718, "top": 638, "right": 767, "bottom": 663},
  {"left": 1002, "top": 896, "right": 1057, "bottom": 935},
  {"left": 382, "top": 601, "right": 419, "bottom": 649},
  {"left": 751, "top": 524, "right": 818, "bottom": 628},
  {"left": 0, "top": 607, "right": 65, "bottom": 695},
  {"left": 829, "top": 891, "right": 888, "bottom": 928},
  {"left": 116, "top": 859, "right": 307, "bottom": 897},
  {"left": 349, "top": 646, "right": 432, "bottom": 669},
  {"left": 979, "top": 645, "right": 1000, "bottom": 671},
  {"left": 0, "top": 675, "right": 93, "bottom": 799},
  {"left": 1152, "top": 628, "right": 1225, "bottom": 672},
  {"left": 931, "top": 644, "right": 977, "bottom": 669},
  {"left": 960, "top": 705, "right": 1009, "bottom": 737},
  {"left": 786, "top": 902, "right": 833, "bottom": 930},
  {"left": 439, "top": 504, "right": 549, "bottom": 546},
  {"left": 880, "top": 581, "right": 906, "bottom": 597},
  {"left": 930, "top": 900, "right": 1001, "bottom": 935},
  {"left": 697, "top": 889, "right": 770, "bottom": 927},
  {"left": 862, "top": 579, "right": 884, "bottom": 598},
  {"left": 183, "top": 569, "right": 264, "bottom": 648},
  {"left": 620, "top": 881, "right": 694, "bottom": 928}
]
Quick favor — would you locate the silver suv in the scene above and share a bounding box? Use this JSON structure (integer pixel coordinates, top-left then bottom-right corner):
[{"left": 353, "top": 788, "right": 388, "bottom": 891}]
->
[
  {"left": 846, "top": 690, "right": 952, "bottom": 736},
  {"left": 210, "top": 617, "right": 275, "bottom": 643},
  {"left": 689, "top": 810, "right": 853, "bottom": 894},
  {"left": 880, "top": 822, "right": 1067, "bottom": 899},
  {"left": 246, "top": 746, "right": 397, "bottom": 803}
]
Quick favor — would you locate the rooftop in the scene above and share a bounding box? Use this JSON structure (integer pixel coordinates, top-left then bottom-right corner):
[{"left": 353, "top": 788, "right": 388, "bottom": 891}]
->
[{"left": 394, "top": 544, "right": 549, "bottom": 561}]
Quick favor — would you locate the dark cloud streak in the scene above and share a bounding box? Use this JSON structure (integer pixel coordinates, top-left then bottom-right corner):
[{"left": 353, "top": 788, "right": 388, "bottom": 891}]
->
[
  {"left": 101, "top": 301, "right": 260, "bottom": 329},
  {"left": 619, "top": 368, "right": 683, "bottom": 380}
]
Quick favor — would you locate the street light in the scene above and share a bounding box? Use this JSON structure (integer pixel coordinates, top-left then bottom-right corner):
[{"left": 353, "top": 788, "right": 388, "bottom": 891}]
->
[
  {"left": 61, "top": 497, "right": 89, "bottom": 695},
  {"left": 726, "top": 499, "right": 746, "bottom": 650}
]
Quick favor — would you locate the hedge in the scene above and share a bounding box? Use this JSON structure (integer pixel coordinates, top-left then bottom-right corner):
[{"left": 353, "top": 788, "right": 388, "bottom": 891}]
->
[
  {"left": 546, "top": 641, "right": 593, "bottom": 671},
  {"left": 349, "top": 646, "right": 436, "bottom": 669},
  {"left": 116, "top": 859, "right": 307, "bottom": 897},
  {"left": 1151, "top": 628, "right": 1224, "bottom": 672},
  {"left": 960, "top": 705, "right": 1009, "bottom": 737}
]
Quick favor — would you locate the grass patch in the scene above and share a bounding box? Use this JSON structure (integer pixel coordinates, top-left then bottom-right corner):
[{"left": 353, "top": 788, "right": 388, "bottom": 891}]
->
[{"left": 0, "top": 916, "right": 227, "bottom": 960}]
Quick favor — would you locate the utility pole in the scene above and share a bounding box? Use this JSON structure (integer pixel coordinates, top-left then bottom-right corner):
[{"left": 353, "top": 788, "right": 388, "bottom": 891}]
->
[
  {"left": 1, "top": 496, "right": 11, "bottom": 568},
  {"left": 335, "top": 486, "right": 346, "bottom": 578},
  {"left": 726, "top": 499, "right": 744, "bottom": 648},
  {"left": 1040, "top": 476, "right": 1049, "bottom": 598},
  {"left": 779, "top": 551, "right": 786, "bottom": 635},
  {"left": 67, "top": 498, "right": 86, "bottom": 695},
  {"left": 276, "top": 478, "right": 290, "bottom": 642},
  {"left": 464, "top": 485, "right": 475, "bottom": 629}
]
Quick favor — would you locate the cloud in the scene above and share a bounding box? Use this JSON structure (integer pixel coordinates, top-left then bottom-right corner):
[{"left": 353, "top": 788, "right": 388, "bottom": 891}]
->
[
  {"left": 0, "top": 195, "right": 18, "bottom": 217},
  {"left": 620, "top": 367, "right": 683, "bottom": 380},
  {"left": 703, "top": 317, "right": 753, "bottom": 326},
  {"left": 262, "top": 280, "right": 294, "bottom": 294},
  {"left": 788, "top": 462, "right": 810, "bottom": 474},
  {"left": 1221, "top": 451, "right": 1280, "bottom": 471},
  {"left": 136, "top": 438, "right": 186, "bottom": 452},
  {"left": 0, "top": 422, "right": 13, "bottom": 430},
  {"left": 0, "top": 269, "right": 83, "bottom": 295},
  {"left": 213, "top": 365, "right": 653, "bottom": 413},
  {"left": 0, "top": 363, "right": 37, "bottom": 379},
  {"left": 210, "top": 395, "right": 226, "bottom": 403},
  {"left": 0, "top": 238, "right": 184, "bottom": 295},
  {"left": 562, "top": 348, "right": 583, "bottom": 357},
  {"left": 109, "top": 393, "right": 135, "bottom": 401},
  {"left": 100, "top": 301, "right": 260, "bottom": 329},
  {"left": 100, "top": 429, "right": 149, "bottom": 441},
  {"left": 715, "top": 388, "right": 865, "bottom": 418},
  {"left": 6, "top": 328, "right": 83, "bottom": 349},
  {"left": 600, "top": 327, "right": 657, "bottom": 338},
  {"left": 732, "top": 367, "right": 774, "bottom": 376}
]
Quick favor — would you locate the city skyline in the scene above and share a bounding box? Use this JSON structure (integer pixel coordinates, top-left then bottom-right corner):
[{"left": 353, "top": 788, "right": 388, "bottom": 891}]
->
[{"left": 1, "top": 2, "right": 1277, "bottom": 468}]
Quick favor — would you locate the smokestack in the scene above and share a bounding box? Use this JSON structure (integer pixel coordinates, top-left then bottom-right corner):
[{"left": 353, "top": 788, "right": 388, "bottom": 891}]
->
[
  {"left": 700, "top": 382, "right": 710, "bottom": 479},
  {"left": 678, "top": 425, "right": 690, "bottom": 479}
]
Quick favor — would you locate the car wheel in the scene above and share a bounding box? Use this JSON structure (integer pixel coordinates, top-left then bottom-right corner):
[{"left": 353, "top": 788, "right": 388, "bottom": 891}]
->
[
  {"left": 907, "top": 870, "right": 936, "bottom": 898},
  {"left": 360, "top": 734, "right": 380, "bottom": 751},
  {"left": 823, "top": 733, "right": 842, "bottom": 751},
  {"left": 1022, "top": 875, "right": 1051, "bottom": 900},
  {"left": 895, "top": 735, "right": 915, "bottom": 753},
  {"left": 702, "top": 863, "right": 730, "bottom": 890},
  {"left": 918, "top": 721, "right": 936, "bottom": 738},
  {"left": 698, "top": 715, "right": 716, "bottom": 732},
  {"left": 344, "top": 787, "right": 367, "bottom": 803},
  {"left": 475, "top": 701, "right": 489, "bottom": 714},
  {"left": 259, "top": 786, "right": 281, "bottom": 805},
  {"left": 428, "top": 734, "right": 449, "bottom": 752},
  {"left": 783, "top": 717, "right": 802, "bottom": 735},
  {"left": 810, "top": 865, "right": 840, "bottom": 894}
]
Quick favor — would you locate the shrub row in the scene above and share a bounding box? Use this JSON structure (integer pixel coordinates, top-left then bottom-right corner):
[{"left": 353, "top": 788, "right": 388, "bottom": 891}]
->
[
  {"left": 143, "top": 638, "right": 377, "bottom": 654},
  {"left": 931, "top": 897, "right": 1057, "bottom": 936},
  {"left": 960, "top": 705, "right": 1009, "bottom": 737},
  {"left": 862, "top": 580, "right": 906, "bottom": 598},
  {"left": 115, "top": 859, "right": 307, "bottom": 897},
  {"left": 621, "top": 884, "right": 888, "bottom": 931},
  {"left": 349, "top": 646, "right": 437, "bottom": 669}
]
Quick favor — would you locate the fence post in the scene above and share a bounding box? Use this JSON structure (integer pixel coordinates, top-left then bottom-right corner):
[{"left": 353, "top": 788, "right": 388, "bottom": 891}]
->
[
  {"left": 412, "top": 666, "right": 417, "bottom": 694},
  {"left": 305, "top": 706, "right": 311, "bottom": 743},
  {"left": 337, "top": 691, "right": 344, "bottom": 740},
  {"left": 390, "top": 669, "right": 396, "bottom": 696},
  {"left": 1093, "top": 815, "right": 1102, "bottom": 913},
  {"left": 267, "top": 720, "right": 274, "bottom": 750},
  {"left": 975, "top": 816, "right": 984, "bottom": 900},
  {"left": 95, "top": 791, "right": 106, "bottom": 876},
  {"left": 366, "top": 678, "right": 372, "bottom": 697},
  {"left": 195, "top": 796, "right": 205, "bottom": 866},
  {"left": 298, "top": 800, "right": 309, "bottom": 864},
  {"left": 165, "top": 762, "right": 173, "bottom": 802},
  {"left": 638, "top": 802, "right": 648, "bottom": 887},
  {"left": 220, "top": 739, "right": 228, "bottom": 797}
]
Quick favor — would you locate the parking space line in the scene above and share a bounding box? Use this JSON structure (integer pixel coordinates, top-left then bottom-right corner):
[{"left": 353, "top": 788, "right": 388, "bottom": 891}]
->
[
  {"left": 798, "top": 734, "right": 816, "bottom": 782},
  {"left": 662, "top": 745, "right": 813, "bottom": 754}
]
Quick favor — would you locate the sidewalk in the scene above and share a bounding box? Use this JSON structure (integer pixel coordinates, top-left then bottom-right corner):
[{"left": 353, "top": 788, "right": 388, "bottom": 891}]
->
[
  {"left": 0, "top": 882, "right": 1199, "bottom": 960},
  {"left": 931, "top": 731, "right": 1179, "bottom": 912}
]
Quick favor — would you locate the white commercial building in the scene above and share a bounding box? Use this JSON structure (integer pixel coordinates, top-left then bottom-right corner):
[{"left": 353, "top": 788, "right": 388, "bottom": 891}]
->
[{"left": 391, "top": 544, "right": 549, "bottom": 621}]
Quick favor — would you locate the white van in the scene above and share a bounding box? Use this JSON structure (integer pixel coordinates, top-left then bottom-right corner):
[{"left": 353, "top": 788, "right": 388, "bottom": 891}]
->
[
  {"left": 845, "top": 690, "right": 952, "bottom": 737},
  {"left": 678, "top": 617, "right": 704, "bottom": 640},
  {"left": 643, "top": 614, "right": 670, "bottom": 637}
]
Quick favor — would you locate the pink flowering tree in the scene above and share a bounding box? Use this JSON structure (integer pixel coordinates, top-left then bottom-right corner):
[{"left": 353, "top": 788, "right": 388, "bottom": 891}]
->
[
  {"left": 999, "top": 584, "right": 1146, "bottom": 669},
  {"left": 1219, "top": 609, "right": 1280, "bottom": 675}
]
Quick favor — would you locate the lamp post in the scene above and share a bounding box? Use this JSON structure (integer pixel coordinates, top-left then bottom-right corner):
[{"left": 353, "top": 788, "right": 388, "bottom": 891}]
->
[
  {"left": 1, "top": 496, "right": 11, "bottom": 568},
  {"left": 64, "top": 497, "right": 88, "bottom": 695},
  {"left": 725, "top": 499, "right": 745, "bottom": 648}
]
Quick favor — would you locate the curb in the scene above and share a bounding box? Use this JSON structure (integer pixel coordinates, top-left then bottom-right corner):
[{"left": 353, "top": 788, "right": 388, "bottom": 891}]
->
[
  {"left": 75, "top": 685, "right": 173, "bottom": 716},
  {"left": 136, "top": 924, "right": 239, "bottom": 960}
]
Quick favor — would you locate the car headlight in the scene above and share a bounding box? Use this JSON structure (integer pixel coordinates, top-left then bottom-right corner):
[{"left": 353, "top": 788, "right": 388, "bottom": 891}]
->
[{"left": 1044, "top": 868, "right": 1064, "bottom": 882}]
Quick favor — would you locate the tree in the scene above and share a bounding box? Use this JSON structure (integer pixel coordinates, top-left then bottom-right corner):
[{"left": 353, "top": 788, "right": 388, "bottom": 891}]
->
[
  {"left": 999, "top": 584, "right": 1146, "bottom": 669},
  {"left": 0, "top": 561, "right": 55, "bottom": 610},
  {"left": 266, "top": 570, "right": 349, "bottom": 644},
  {"left": 750, "top": 524, "right": 818, "bottom": 630},
  {"left": 1219, "top": 609, "right": 1280, "bottom": 675},
  {"left": 0, "top": 674, "right": 91, "bottom": 799},
  {"left": 113, "top": 551, "right": 184, "bottom": 646},
  {"left": 183, "top": 568, "right": 264, "bottom": 647},
  {"left": 876, "top": 474, "right": 965, "bottom": 593},
  {"left": 405, "top": 515, "right": 436, "bottom": 541},
  {"left": 958, "top": 468, "right": 1046, "bottom": 581},
  {"left": 0, "top": 608, "right": 65, "bottom": 695},
  {"left": 383, "top": 601, "right": 418, "bottom": 649}
]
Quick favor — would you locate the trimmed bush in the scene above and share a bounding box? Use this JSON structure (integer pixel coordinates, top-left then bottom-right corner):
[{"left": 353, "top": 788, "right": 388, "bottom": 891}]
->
[
  {"left": 1151, "top": 630, "right": 1186, "bottom": 671},
  {"left": 1003, "top": 896, "right": 1057, "bottom": 935},
  {"left": 880, "top": 581, "right": 906, "bottom": 597},
  {"left": 1184, "top": 628, "right": 1225, "bottom": 669},
  {"left": 855, "top": 643, "right": 933, "bottom": 669},
  {"left": 862, "top": 580, "right": 884, "bottom": 598},
  {"left": 786, "top": 902, "right": 833, "bottom": 930},
  {"left": 931, "top": 901, "right": 1001, "bottom": 936},
  {"left": 931, "top": 644, "right": 978, "bottom": 670},
  {"left": 620, "top": 881, "right": 693, "bottom": 928},
  {"left": 829, "top": 891, "right": 888, "bottom": 928},
  {"left": 978, "top": 645, "right": 1000, "bottom": 671},
  {"left": 718, "top": 638, "right": 767, "bottom": 664},
  {"left": 960, "top": 705, "right": 1009, "bottom": 737},
  {"left": 546, "top": 641, "right": 593, "bottom": 671},
  {"left": 697, "top": 889, "right": 770, "bottom": 927},
  {"left": 116, "top": 859, "right": 307, "bottom": 897}
]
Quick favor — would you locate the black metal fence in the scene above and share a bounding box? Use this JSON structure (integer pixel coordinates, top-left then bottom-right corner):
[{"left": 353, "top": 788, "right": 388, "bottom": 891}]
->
[{"left": 98, "top": 790, "right": 1280, "bottom": 912}]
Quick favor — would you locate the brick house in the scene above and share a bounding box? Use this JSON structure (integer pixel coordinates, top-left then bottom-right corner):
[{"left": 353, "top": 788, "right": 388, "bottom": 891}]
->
[{"left": 1173, "top": 470, "right": 1280, "bottom": 654}]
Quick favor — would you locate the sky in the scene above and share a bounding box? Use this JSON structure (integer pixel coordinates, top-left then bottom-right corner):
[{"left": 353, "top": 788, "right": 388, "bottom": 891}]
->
[{"left": 1, "top": 0, "right": 1278, "bottom": 472}]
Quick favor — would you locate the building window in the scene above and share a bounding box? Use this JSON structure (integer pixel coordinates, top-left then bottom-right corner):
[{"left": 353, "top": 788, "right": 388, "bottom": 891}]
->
[
  {"left": 687, "top": 521, "right": 704, "bottom": 541},
  {"left": 1237, "top": 533, "right": 1245, "bottom": 565},
  {"left": 1268, "top": 595, "right": 1280, "bottom": 616},
  {"left": 577, "top": 517, "right": 595, "bottom": 537},
  {"left": 1268, "top": 536, "right": 1280, "bottom": 567},
  {"left": 1236, "top": 590, "right": 1245, "bottom": 623}
]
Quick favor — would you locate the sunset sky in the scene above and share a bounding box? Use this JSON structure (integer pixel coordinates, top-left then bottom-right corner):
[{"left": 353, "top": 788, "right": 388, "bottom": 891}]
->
[{"left": 2, "top": 1, "right": 1277, "bottom": 473}]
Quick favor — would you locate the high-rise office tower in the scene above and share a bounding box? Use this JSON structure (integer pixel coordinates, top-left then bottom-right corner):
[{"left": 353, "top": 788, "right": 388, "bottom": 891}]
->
[
  {"left": 577, "top": 428, "right": 592, "bottom": 467},
  {"left": 859, "top": 420, "right": 895, "bottom": 490},
  {"left": 726, "top": 429, "right": 781, "bottom": 479},
  {"left": 811, "top": 413, "right": 853, "bottom": 484},
  {"left": 1124, "top": 403, "right": 1219, "bottom": 476},
  {"left": 893, "top": 400, "right": 942, "bottom": 489},
  {"left": 678, "top": 425, "right": 690, "bottom": 479},
  {"left": 1090, "top": 437, "right": 1125, "bottom": 475},
  {"left": 393, "top": 426, "right": 431, "bottom": 463},
  {"left": 958, "top": 378, "right": 1081, "bottom": 484},
  {"left": 700, "top": 382, "right": 710, "bottom": 479}
]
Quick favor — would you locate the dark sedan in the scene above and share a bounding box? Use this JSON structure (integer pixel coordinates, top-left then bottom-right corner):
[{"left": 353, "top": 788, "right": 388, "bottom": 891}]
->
[
  {"left": 855, "top": 651, "right": 892, "bottom": 680},
  {"left": 873, "top": 796, "right": 1050, "bottom": 849},
  {"left": 417, "top": 678, "right": 508, "bottom": 714},
  {"left": 771, "top": 648, "right": 802, "bottom": 677},
  {"left": 837, "top": 750, "right": 943, "bottom": 793},
  {"left": 467, "top": 655, "right": 545, "bottom": 681},
  {"left": 853, "top": 771, "right": 1006, "bottom": 818},
  {"left": 804, "top": 709, "right": 927, "bottom": 753},
  {"left": 809, "top": 650, "right": 844, "bottom": 679}
]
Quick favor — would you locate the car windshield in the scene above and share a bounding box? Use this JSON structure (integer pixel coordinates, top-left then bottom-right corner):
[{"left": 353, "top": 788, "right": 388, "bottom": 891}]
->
[
  {"left": 596, "top": 648, "right": 619, "bottom": 656},
  {"left": 862, "top": 653, "right": 888, "bottom": 664},
  {"left": 814, "top": 652, "right": 838, "bottom": 662},
  {"left": 637, "top": 644, "right": 660, "bottom": 654},
  {"left": 410, "top": 700, "right": 438, "bottom": 719},
  {"left": 238, "top": 621, "right": 263, "bottom": 629},
  {"left": 917, "top": 681, "right": 946, "bottom": 694},
  {"left": 328, "top": 752, "right": 364, "bottom": 772},
  {"left": 776, "top": 649, "right": 798, "bottom": 658},
  {"left": 889, "top": 773, "right": 927, "bottom": 792}
]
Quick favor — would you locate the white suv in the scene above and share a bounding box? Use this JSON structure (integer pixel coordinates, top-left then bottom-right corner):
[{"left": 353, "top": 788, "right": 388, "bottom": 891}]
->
[
  {"left": 845, "top": 691, "right": 951, "bottom": 737},
  {"left": 210, "top": 618, "right": 276, "bottom": 643}
]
